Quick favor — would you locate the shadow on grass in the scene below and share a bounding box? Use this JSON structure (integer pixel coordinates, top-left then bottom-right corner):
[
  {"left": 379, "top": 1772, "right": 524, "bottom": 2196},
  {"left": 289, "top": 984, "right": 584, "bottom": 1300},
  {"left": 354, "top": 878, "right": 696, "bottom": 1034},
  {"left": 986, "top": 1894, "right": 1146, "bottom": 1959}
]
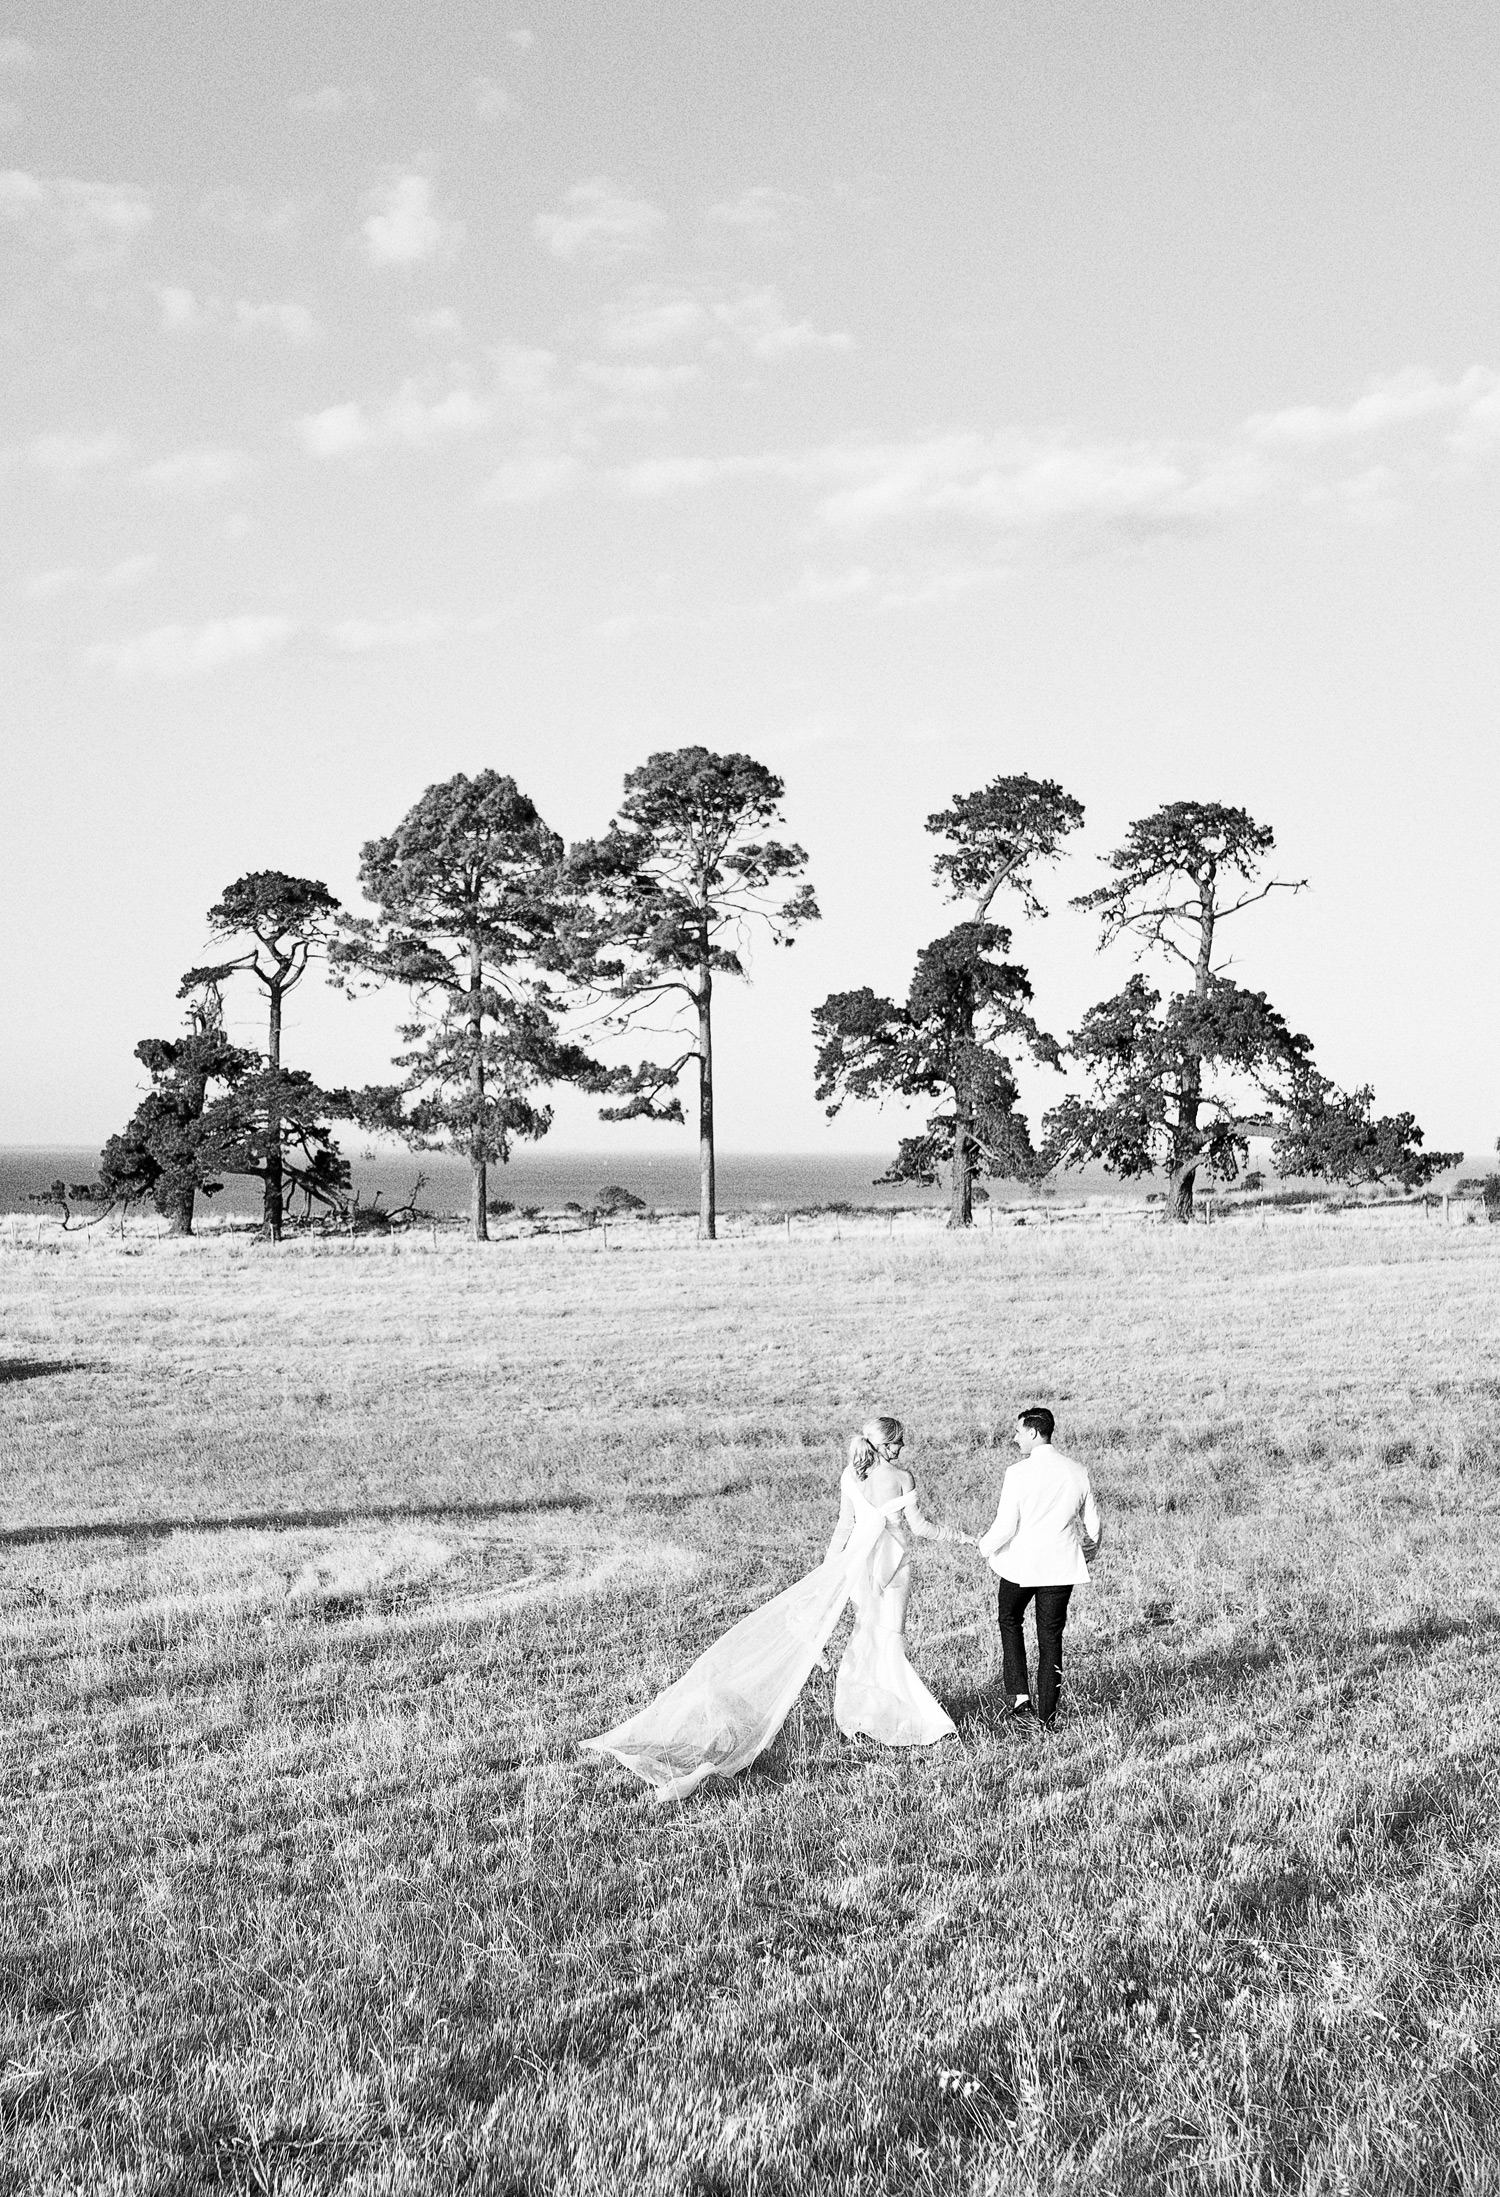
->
[
  {"left": 0, "top": 1491, "right": 593, "bottom": 1550},
  {"left": 0, "top": 1478, "right": 752, "bottom": 1552},
  {"left": 0, "top": 1357, "right": 94, "bottom": 1386},
  {"left": 937, "top": 1604, "right": 1500, "bottom": 1743}
]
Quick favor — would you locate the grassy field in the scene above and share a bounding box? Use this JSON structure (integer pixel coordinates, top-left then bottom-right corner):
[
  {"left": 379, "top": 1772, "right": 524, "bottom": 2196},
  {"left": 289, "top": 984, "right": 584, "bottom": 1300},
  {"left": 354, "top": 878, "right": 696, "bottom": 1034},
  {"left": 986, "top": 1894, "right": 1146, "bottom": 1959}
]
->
[{"left": 2, "top": 1219, "right": 1499, "bottom": 2194}]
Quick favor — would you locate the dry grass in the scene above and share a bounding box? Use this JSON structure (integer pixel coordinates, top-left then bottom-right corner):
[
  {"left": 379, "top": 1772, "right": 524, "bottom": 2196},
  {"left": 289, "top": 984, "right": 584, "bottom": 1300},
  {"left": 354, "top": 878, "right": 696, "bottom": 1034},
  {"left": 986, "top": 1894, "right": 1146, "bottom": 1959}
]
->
[{"left": 2, "top": 1220, "right": 1499, "bottom": 2195}]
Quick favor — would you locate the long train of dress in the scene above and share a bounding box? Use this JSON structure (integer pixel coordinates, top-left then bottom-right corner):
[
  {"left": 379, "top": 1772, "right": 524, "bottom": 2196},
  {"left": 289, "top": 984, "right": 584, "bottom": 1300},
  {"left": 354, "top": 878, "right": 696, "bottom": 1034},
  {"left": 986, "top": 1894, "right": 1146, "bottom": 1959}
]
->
[{"left": 583, "top": 1470, "right": 955, "bottom": 1802}]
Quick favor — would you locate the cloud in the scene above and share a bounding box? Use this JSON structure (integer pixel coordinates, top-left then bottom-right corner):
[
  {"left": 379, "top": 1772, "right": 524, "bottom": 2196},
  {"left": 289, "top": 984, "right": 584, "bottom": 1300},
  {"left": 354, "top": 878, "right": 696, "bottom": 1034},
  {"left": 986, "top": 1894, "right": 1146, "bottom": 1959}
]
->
[
  {"left": 103, "top": 553, "right": 158, "bottom": 588},
  {"left": 0, "top": 101, "right": 19, "bottom": 134},
  {"left": 0, "top": 170, "right": 151, "bottom": 262},
  {"left": 598, "top": 292, "right": 709, "bottom": 353},
  {"left": 155, "top": 283, "right": 202, "bottom": 331},
  {"left": 1245, "top": 365, "right": 1500, "bottom": 452},
  {"left": 200, "top": 187, "right": 298, "bottom": 237},
  {"left": 290, "top": 83, "right": 377, "bottom": 116},
  {"left": 299, "top": 379, "right": 489, "bottom": 458},
  {"left": 233, "top": 298, "right": 317, "bottom": 341},
  {"left": 89, "top": 615, "right": 293, "bottom": 679},
  {"left": 135, "top": 446, "right": 257, "bottom": 495},
  {"left": 27, "top": 430, "right": 131, "bottom": 475},
  {"left": 705, "top": 186, "right": 798, "bottom": 237},
  {"left": 595, "top": 365, "right": 1500, "bottom": 552},
  {"left": 577, "top": 360, "right": 700, "bottom": 410},
  {"left": 23, "top": 553, "right": 157, "bottom": 598},
  {"left": 794, "top": 565, "right": 874, "bottom": 604},
  {"left": 413, "top": 307, "right": 462, "bottom": 339},
  {"left": 481, "top": 452, "right": 581, "bottom": 503},
  {"left": 613, "top": 452, "right": 793, "bottom": 497},
  {"left": 463, "top": 74, "right": 510, "bottom": 116},
  {"left": 713, "top": 286, "right": 850, "bottom": 361},
  {"left": 534, "top": 177, "right": 665, "bottom": 263},
  {"left": 327, "top": 614, "right": 450, "bottom": 652},
  {"left": 299, "top": 402, "right": 372, "bottom": 459},
  {"left": 878, "top": 561, "right": 1014, "bottom": 608},
  {"left": 22, "top": 566, "right": 83, "bottom": 599},
  {"left": 362, "top": 174, "right": 460, "bottom": 269},
  {"left": 588, "top": 282, "right": 846, "bottom": 370},
  {"left": 489, "top": 343, "right": 561, "bottom": 402},
  {"left": 159, "top": 283, "right": 322, "bottom": 344},
  {"left": 0, "top": 38, "right": 37, "bottom": 71},
  {"left": 817, "top": 436, "right": 1181, "bottom": 533},
  {"left": 507, "top": 27, "right": 534, "bottom": 48}
]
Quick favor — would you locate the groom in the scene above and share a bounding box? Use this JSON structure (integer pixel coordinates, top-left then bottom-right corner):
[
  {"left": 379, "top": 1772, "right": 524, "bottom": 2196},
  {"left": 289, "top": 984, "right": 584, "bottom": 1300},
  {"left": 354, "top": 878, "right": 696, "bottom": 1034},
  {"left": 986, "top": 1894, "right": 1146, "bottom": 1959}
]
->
[{"left": 976, "top": 1406, "right": 1102, "bottom": 1728}]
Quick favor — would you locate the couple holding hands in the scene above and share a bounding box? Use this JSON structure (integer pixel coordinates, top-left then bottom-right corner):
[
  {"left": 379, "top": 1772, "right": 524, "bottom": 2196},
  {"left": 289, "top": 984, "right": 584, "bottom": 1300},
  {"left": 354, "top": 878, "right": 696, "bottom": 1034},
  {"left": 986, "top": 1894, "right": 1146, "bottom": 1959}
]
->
[{"left": 586, "top": 1406, "right": 1103, "bottom": 1803}]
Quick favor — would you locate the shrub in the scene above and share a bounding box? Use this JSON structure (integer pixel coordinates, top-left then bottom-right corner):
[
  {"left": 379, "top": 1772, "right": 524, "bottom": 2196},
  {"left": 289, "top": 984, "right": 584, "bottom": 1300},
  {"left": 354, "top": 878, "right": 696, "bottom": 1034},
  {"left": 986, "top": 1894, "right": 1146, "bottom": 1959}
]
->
[{"left": 595, "top": 1185, "right": 647, "bottom": 1214}]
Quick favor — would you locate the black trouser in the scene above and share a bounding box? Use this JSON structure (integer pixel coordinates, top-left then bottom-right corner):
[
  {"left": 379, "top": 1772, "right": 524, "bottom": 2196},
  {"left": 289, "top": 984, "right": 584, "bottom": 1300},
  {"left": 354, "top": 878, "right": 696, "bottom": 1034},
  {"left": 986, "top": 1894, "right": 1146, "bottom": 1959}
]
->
[{"left": 996, "top": 1579, "right": 1073, "bottom": 1725}]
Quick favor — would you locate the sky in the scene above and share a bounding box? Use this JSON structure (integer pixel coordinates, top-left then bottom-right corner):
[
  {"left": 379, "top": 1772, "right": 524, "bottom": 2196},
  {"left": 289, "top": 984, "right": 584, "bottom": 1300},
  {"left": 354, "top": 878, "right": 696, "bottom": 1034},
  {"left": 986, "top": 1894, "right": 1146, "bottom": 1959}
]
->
[{"left": 3, "top": 0, "right": 1498, "bottom": 1161}]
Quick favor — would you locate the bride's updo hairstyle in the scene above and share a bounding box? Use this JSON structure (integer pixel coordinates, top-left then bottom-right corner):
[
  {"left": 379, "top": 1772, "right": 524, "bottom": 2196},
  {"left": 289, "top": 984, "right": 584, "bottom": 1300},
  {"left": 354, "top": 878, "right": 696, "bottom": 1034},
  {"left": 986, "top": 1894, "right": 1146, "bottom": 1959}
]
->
[{"left": 849, "top": 1416, "right": 904, "bottom": 1479}]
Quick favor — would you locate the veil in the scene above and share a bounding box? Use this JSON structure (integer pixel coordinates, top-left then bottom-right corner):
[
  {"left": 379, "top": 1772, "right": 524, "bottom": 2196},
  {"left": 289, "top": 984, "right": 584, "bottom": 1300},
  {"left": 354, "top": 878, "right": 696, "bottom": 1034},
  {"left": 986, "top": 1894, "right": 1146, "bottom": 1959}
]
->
[{"left": 583, "top": 1481, "right": 908, "bottom": 1803}]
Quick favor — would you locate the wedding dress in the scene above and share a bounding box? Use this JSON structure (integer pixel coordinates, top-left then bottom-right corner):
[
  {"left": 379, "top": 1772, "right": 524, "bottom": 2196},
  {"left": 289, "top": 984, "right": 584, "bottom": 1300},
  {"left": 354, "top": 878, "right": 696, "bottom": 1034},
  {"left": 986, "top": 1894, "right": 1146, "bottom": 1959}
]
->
[{"left": 583, "top": 1467, "right": 956, "bottom": 1803}]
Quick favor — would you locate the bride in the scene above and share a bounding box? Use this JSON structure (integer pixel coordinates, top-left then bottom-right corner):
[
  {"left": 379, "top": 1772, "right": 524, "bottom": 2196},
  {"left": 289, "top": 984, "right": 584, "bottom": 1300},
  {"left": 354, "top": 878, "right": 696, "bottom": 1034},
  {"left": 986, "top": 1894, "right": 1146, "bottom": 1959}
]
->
[{"left": 583, "top": 1416, "right": 960, "bottom": 1803}]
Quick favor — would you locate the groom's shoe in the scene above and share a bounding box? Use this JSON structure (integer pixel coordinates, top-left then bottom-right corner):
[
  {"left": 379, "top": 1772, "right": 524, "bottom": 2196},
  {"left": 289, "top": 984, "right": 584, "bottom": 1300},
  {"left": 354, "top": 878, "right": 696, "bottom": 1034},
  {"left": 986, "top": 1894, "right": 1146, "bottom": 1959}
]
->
[{"left": 1009, "top": 1697, "right": 1035, "bottom": 1721}]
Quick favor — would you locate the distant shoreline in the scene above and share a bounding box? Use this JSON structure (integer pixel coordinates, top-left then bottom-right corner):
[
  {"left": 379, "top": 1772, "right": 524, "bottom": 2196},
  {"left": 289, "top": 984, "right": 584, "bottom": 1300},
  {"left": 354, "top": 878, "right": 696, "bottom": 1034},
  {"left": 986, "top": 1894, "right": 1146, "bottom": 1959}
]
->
[{"left": 2, "top": 1140, "right": 1492, "bottom": 1222}]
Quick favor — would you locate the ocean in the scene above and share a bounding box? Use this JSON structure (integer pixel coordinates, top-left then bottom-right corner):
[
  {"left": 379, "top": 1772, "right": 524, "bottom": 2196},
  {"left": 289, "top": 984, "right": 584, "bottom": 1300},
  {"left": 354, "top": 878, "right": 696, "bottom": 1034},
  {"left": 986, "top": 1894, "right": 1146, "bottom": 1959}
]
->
[
  {"left": 4, "top": 1143, "right": 1483, "bottom": 1221},
  {"left": 0, "top": 1145, "right": 959, "bottom": 1219}
]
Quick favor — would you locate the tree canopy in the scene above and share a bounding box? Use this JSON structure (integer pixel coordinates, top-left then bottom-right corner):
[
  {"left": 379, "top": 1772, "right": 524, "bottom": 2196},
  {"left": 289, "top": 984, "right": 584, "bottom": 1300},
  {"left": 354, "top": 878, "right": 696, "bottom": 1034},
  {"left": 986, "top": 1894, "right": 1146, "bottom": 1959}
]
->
[
  {"left": 93, "top": 993, "right": 258, "bottom": 1235},
  {"left": 1046, "top": 801, "right": 1310, "bottom": 1220},
  {"left": 1272, "top": 1071, "right": 1461, "bottom": 1191},
  {"left": 926, "top": 773, "right": 1086, "bottom": 920},
  {"left": 334, "top": 770, "right": 613, "bottom": 1239},
  {"left": 810, "top": 771, "right": 1078, "bottom": 1227},
  {"left": 814, "top": 920, "right": 1058, "bottom": 1222},
  {"left": 567, "top": 747, "right": 818, "bottom": 1239},
  {"left": 1043, "top": 972, "right": 1315, "bottom": 1200},
  {"left": 181, "top": 869, "right": 344, "bottom": 1240}
]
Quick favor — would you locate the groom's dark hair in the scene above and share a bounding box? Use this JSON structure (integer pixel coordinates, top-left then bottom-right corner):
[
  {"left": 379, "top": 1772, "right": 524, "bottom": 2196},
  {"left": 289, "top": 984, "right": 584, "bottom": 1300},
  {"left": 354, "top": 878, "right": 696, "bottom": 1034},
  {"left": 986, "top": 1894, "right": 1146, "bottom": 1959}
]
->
[{"left": 1017, "top": 1406, "right": 1055, "bottom": 1440}]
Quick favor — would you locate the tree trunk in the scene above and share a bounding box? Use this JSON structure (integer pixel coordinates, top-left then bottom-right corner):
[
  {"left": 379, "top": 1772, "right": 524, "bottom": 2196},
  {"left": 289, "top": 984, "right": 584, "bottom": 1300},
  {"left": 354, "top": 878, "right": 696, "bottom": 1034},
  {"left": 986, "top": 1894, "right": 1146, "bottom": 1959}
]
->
[
  {"left": 265, "top": 982, "right": 283, "bottom": 1242},
  {"left": 1168, "top": 1158, "right": 1199, "bottom": 1223},
  {"left": 469, "top": 943, "right": 489, "bottom": 1242},
  {"left": 949, "top": 1111, "right": 973, "bottom": 1228},
  {"left": 697, "top": 964, "right": 715, "bottom": 1240},
  {"left": 1166, "top": 880, "right": 1216, "bottom": 1226},
  {"left": 166, "top": 1186, "right": 195, "bottom": 1237}
]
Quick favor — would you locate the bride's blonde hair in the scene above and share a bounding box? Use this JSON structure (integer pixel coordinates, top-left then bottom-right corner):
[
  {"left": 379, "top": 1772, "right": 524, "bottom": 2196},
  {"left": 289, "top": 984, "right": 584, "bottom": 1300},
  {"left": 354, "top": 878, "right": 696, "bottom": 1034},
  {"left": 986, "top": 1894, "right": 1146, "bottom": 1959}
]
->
[{"left": 849, "top": 1416, "right": 904, "bottom": 1479}]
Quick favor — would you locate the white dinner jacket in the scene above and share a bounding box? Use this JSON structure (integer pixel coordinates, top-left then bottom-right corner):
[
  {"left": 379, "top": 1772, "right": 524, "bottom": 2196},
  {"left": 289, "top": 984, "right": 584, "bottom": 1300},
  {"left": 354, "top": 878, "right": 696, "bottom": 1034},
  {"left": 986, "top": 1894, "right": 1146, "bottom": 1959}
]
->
[{"left": 978, "top": 1444, "right": 1100, "bottom": 1587}]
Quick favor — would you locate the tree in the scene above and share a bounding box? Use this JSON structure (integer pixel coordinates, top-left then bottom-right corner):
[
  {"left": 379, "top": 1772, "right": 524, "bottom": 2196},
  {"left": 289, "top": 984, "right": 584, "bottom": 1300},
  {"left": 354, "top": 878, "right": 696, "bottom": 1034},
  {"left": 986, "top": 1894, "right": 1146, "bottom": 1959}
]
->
[
  {"left": 566, "top": 748, "right": 819, "bottom": 1240},
  {"left": 1046, "top": 801, "right": 1312, "bottom": 1221},
  {"left": 814, "top": 922, "right": 1060, "bottom": 1225},
  {"left": 199, "top": 1068, "right": 351, "bottom": 1224},
  {"left": 811, "top": 772, "right": 1080, "bottom": 1228},
  {"left": 1272, "top": 1071, "right": 1461, "bottom": 1191},
  {"left": 94, "top": 991, "right": 257, "bottom": 1235},
  {"left": 925, "top": 772, "right": 1086, "bottom": 921},
  {"left": 181, "top": 871, "right": 343, "bottom": 1242},
  {"left": 332, "top": 771, "right": 612, "bottom": 1241}
]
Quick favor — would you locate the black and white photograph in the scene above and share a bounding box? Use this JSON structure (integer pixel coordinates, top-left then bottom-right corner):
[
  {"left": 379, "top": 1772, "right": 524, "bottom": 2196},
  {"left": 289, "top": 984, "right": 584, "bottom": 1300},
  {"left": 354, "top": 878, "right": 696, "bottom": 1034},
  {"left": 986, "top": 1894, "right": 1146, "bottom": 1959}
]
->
[{"left": 3, "top": 4, "right": 1499, "bottom": 2190}]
